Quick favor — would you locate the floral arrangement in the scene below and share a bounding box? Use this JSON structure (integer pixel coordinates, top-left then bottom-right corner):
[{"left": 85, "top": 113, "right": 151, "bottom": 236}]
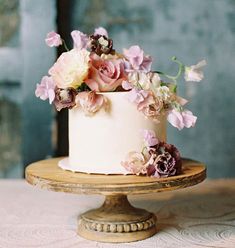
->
[
  {"left": 35, "top": 27, "right": 206, "bottom": 130},
  {"left": 35, "top": 27, "right": 206, "bottom": 178},
  {"left": 122, "top": 129, "right": 181, "bottom": 177}
]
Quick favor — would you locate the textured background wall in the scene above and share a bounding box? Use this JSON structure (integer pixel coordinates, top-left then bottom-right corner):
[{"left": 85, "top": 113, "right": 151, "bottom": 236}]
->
[{"left": 71, "top": 0, "right": 235, "bottom": 178}]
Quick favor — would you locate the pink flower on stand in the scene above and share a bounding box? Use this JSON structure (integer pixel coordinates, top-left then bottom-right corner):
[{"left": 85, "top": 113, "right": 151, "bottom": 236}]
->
[
  {"left": 167, "top": 109, "right": 197, "bottom": 130},
  {"left": 45, "top": 31, "right": 62, "bottom": 47},
  {"left": 121, "top": 151, "right": 147, "bottom": 175},
  {"left": 35, "top": 76, "right": 56, "bottom": 104},
  {"left": 123, "top": 45, "right": 152, "bottom": 72}
]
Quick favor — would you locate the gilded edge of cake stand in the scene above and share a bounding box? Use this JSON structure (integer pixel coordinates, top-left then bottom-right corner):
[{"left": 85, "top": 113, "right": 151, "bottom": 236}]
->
[{"left": 25, "top": 158, "right": 206, "bottom": 243}]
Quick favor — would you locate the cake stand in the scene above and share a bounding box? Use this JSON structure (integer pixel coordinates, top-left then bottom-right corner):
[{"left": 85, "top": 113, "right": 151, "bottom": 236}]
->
[{"left": 25, "top": 158, "right": 206, "bottom": 243}]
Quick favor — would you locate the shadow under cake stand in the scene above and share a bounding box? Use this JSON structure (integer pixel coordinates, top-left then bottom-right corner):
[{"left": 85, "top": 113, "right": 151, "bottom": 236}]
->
[{"left": 25, "top": 158, "right": 206, "bottom": 243}]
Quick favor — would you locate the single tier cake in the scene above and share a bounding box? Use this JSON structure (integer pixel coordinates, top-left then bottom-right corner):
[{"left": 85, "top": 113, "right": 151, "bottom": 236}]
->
[{"left": 59, "top": 92, "right": 166, "bottom": 174}]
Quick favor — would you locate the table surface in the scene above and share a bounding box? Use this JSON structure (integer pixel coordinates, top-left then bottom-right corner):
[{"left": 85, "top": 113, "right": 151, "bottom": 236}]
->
[{"left": 0, "top": 179, "right": 235, "bottom": 248}]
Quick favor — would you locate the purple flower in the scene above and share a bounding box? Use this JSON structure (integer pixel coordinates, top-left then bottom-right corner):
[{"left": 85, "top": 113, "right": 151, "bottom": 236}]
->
[
  {"left": 35, "top": 76, "right": 56, "bottom": 104},
  {"left": 126, "top": 88, "right": 149, "bottom": 104},
  {"left": 122, "top": 81, "right": 133, "bottom": 90},
  {"left": 94, "top": 27, "right": 108, "bottom": 37},
  {"left": 45, "top": 31, "right": 62, "bottom": 47},
  {"left": 149, "top": 152, "right": 177, "bottom": 178},
  {"left": 53, "top": 88, "right": 77, "bottom": 111},
  {"left": 71, "top": 30, "right": 89, "bottom": 50},
  {"left": 123, "top": 45, "right": 152, "bottom": 72},
  {"left": 141, "top": 129, "right": 159, "bottom": 147}
]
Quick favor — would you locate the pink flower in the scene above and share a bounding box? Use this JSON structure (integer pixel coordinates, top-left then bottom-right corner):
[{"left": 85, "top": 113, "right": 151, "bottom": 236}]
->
[
  {"left": 35, "top": 76, "right": 56, "bottom": 104},
  {"left": 126, "top": 89, "right": 162, "bottom": 121},
  {"left": 123, "top": 45, "right": 152, "bottom": 72},
  {"left": 141, "top": 129, "right": 159, "bottom": 147},
  {"left": 126, "top": 88, "right": 149, "bottom": 104},
  {"left": 71, "top": 30, "right": 89, "bottom": 50},
  {"left": 167, "top": 109, "right": 197, "bottom": 130},
  {"left": 94, "top": 27, "right": 108, "bottom": 37},
  {"left": 137, "top": 92, "right": 163, "bottom": 121},
  {"left": 45, "top": 31, "right": 62, "bottom": 47},
  {"left": 76, "top": 91, "right": 108, "bottom": 115},
  {"left": 85, "top": 54, "right": 126, "bottom": 92},
  {"left": 49, "top": 49, "right": 90, "bottom": 89},
  {"left": 122, "top": 81, "right": 133, "bottom": 90},
  {"left": 184, "top": 60, "right": 207, "bottom": 82},
  {"left": 121, "top": 151, "right": 147, "bottom": 175}
]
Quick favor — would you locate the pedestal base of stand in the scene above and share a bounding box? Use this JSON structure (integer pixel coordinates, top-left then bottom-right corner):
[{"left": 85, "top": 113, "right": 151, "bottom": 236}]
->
[{"left": 77, "top": 195, "right": 157, "bottom": 243}]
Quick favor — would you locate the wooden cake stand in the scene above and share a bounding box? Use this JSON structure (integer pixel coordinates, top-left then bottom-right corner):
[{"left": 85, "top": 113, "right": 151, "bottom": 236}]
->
[{"left": 25, "top": 158, "right": 206, "bottom": 243}]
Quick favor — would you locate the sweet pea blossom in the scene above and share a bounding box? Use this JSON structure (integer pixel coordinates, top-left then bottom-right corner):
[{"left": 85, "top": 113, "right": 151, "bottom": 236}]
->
[
  {"left": 184, "top": 60, "right": 207, "bottom": 82},
  {"left": 35, "top": 76, "right": 56, "bottom": 104},
  {"left": 126, "top": 88, "right": 149, "bottom": 104},
  {"left": 71, "top": 30, "right": 89, "bottom": 50},
  {"left": 123, "top": 45, "right": 152, "bottom": 72},
  {"left": 45, "top": 31, "right": 62, "bottom": 47},
  {"left": 126, "top": 88, "right": 162, "bottom": 121},
  {"left": 141, "top": 129, "right": 159, "bottom": 147},
  {"left": 94, "top": 27, "right": 108, "bottom": 37},
  {"left": 167, "top": 109, "right": 197, "bottom": 130}
]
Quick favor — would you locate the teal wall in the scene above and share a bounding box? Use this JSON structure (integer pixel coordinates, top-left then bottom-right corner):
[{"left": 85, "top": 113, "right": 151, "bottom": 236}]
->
[{"left": 72, "top": 0, "right": 235, "bottom": 178}]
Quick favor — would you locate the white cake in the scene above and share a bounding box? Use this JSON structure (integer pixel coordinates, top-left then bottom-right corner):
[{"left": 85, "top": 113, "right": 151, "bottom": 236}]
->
[{"left": 59, "top": 92, "right": 166, "bottom": 174}]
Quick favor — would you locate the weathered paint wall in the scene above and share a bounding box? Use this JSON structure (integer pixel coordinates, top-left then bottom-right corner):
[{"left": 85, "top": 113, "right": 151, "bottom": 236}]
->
[
  {"left": 72, "top": 0, "right": 235, "bottom": 178},
  {"left": 0, "top": 0, "right": 56, "bottom": 178}
]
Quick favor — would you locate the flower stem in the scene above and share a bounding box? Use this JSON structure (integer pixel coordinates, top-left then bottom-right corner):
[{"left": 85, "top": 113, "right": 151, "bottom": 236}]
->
[
  {"left": 153, "top": 57, "right": 185, "bottom": 84},
  {"left": 62, "top": 39, "right": 69, "bottom": 51}
]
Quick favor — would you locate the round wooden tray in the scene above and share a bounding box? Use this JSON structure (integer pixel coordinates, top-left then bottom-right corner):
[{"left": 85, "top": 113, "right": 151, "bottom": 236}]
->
[{"left": 25, "top": 158, "right": 206, "bottom": 243}]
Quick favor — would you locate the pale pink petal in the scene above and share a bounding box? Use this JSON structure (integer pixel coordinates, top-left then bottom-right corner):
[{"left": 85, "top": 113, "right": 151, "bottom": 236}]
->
[
  {"left": 94, "top": 27, "right": 108, "bottom": 37},
  {"left": 122, "top": 81, "right": 133, "bottom": 90},
  {"left": 141, "top": 129, "right": 159, "bottom": 147},
  {"left": 182, "top": 110, "right": 197, "bottom": 128},
  {"left": 184, "top": 60, "right": 207, "bottom": 82},
  {"left": 167, "top": 109, "right": 184, "bottom": 130},
  {"left": 48, "top": 89, "right": 55, "bottom": 104},
  {"left": 140, "top": 55, "right": 152, "bottom": 72},
  {"left": 45, "top": 31, "right": 62, "bottom": 47},
  {"left": 71, "top": 30, "right": 89, "bottom": 50},
  {"left": 35, "top": 76, "right": 56, "bottom": 104},
  {"left": 176, "top": 96, "right": 188, "bottom": 106}
]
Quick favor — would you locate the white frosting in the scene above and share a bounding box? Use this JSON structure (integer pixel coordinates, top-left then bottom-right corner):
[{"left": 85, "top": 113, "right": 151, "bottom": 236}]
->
[{"left": 59, "top": 92, "right": 166, "bottom": 174}]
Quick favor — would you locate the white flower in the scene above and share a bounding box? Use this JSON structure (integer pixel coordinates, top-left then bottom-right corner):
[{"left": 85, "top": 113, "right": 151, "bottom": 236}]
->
[
  {"left": 154, "top": 86, "right": 171, "bottom": 101},
  {"left": 128, "top": 71, "right": 161, "bottom": 90},
  {"left": 184, "top": 60, "right": 207, "bottom": 82},
  {"left": 49, "top": 49, "right": 90, "bottom": 89}
]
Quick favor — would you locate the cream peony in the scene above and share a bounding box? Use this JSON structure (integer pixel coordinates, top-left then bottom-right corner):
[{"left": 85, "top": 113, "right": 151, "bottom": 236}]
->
[{"left": 49, "top": 49, "right": 90, "bottom": 89}]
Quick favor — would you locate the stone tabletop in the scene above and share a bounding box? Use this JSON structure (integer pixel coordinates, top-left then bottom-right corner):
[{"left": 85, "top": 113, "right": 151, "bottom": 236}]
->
[{"left": 0, "top": 179, "right": 234, "bottom": 247}]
